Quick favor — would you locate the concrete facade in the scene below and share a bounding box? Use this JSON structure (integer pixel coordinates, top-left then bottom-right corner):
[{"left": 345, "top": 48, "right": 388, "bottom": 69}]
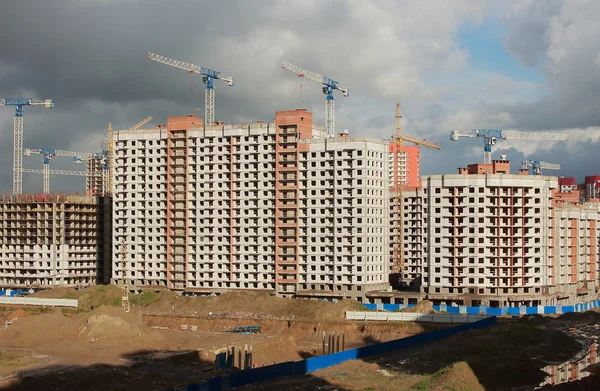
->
[
  {"left": 111, "top": 109, "right": 389, "bottom": 301},
  {"left": 0, "top": 194, "right": 111, "bottom": 288},
  {"left": 393, "top": 161, "right": 600, "bottom": 307}
]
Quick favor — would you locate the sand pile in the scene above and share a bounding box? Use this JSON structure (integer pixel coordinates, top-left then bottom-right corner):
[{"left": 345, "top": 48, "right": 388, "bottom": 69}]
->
[
  {"left": 427, "top": 362, "right": 485, "bottom": 391},
  {"left": 0, "top": 305, "right": 164, "bottom": 351},
  {"left": 69, "top": 306, "right": 165, "bottom": 348},
  {"left": 402, "top": 300, "right": 436, "bottom": 313}
]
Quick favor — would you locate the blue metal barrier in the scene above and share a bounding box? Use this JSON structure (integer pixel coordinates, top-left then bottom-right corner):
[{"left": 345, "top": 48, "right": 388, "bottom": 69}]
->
[
  {"left": 367, "top": 299, "right": 600, "bottom": 317},
  {"left": 172, "top": 316, "right": 497, "bottom": 391}
]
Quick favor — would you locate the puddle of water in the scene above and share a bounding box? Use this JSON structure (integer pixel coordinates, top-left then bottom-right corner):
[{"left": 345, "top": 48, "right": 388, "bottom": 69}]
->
[{"left": 537, "top": 341, "right": 598, "bottom": 388}]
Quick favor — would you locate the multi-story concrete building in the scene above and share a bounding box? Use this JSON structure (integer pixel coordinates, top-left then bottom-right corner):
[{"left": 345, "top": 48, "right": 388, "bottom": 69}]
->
[
  {"left": 383, "top": 159, "right": 600, "bottom": 307},
  {"left": 85, "top": 157, "right": 108, "bottom": 196},
  {"left": 0, "top": 194, "right": 112, "bottom": 288},
  {"left": 111, "top": 109, "right": 389, "bottom": 301},
  {"left": 553, "top": 202, "right": 598, "bottom": 300}
]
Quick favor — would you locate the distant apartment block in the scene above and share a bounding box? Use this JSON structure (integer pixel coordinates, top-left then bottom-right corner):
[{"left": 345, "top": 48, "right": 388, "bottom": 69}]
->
[
  {"left": 0, "top": 194, "right": 111, "bottom": 288},
  {"left": 584, "top": 176, "right": 600, "bottom": 202},
  {"left": 389, "top": 160, "right": 600, "bottom": 307},
  {"left": 111, "top": 109, "right": 389, "bottom": 301}
]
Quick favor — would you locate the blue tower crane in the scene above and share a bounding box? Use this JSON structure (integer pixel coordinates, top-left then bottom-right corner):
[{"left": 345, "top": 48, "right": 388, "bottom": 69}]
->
[
  {"left": 0, "top": 98, "right": 54, "bottom": 194},
  {"left": 281, "top": 62, "right": 349, "bottom": 138},
  {"left": 147, "top": 53, "right": 233, "bottom": 125},
  {"left": 450, "top": 129, "right": 569, "bottom": 164}
]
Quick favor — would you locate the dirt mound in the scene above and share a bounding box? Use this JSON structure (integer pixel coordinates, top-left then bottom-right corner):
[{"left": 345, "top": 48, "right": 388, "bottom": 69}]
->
[
  {"left": 559, "top": 311, "right": 600, "bottom": 322},
  {"left": 427, "top": 362, "right": 485, "bottom": 391},
  {"left": 141, "top": 290, "right": 364, "bottom": 321},
  {"left": 0, "top": 305, "right": 163, "bottom": 352},
  {"left": 29, "top": 287, "right": 78, "bottom": 299},
  {"left": 520, "top": 314, "right": 550, "bottom": 324},
  {"left": 72, "top": 306, "right": 161, "bottom": 347},
  {"left": 402, "top": 300, "right": 435, "bottom": 314},
  {"left": 29, "top": 285, "right": 123, "bottom": 311},
  {"left": 30, "top": 285, "right": 366, "bottom": 321},
  {"left": 0, "top": 310, "right": 72, "bottom": 347}
]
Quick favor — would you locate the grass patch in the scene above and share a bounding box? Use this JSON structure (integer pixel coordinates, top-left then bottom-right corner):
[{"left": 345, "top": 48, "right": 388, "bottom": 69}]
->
[
  {"left": 411, "top": 367, "right": 446, "bottom": 390},
  {"left": 61, "top": 307, "right": 88, "bottom": 316},
  {"left": 20, "top": 306, "right": 54, "bottom": 315},
  {"left": 64, "top": 291, "right": 78, "bottom": 300},
  {"left": 129, "top": 290, "right": 159, "bottom": 306}
]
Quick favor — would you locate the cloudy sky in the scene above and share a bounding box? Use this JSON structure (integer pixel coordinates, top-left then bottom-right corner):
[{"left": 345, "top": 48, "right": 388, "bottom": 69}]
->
[{"left": 1, "top": 0, "right": 599, "bottom": 194}]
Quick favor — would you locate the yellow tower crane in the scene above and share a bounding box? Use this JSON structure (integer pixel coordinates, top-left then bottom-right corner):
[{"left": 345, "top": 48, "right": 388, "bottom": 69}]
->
[
  {"left": 391, "top": 103, "right": 441, "bottom": 277},
  {"left": 120, "top": 238, "right": 130, "bottom": 313}
]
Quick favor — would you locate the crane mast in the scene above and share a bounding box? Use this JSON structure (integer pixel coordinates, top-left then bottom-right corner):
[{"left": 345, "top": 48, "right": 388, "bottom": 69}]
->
[
  {"left": 392, "top": 104, "right": 405, "bottom": 274},
  {"left": 0, "top": 98, "right": 54, "bottom": 195},
  {"left": 390, "top": 104, "right": 441, "bottom": 282},
  {"left": 147, "top": 52, "right": 233, "bottom": 125},
  {"left": 120, "top": 238, "right": 130, "bottom": 313},
  {"left": 281, "top": 61, "right": 349, "bottom": 138}
]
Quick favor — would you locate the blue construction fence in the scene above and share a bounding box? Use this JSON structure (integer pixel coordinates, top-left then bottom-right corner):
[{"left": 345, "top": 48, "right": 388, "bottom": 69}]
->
[
  {"left": 168, "top": 316, "right": 497, "bottom": 391},
  {"left": 0, "top": 289, "right": 35, "bottom": 297},
  {"left": 363, "top": 299, "right": 600, "bottom": 317}
]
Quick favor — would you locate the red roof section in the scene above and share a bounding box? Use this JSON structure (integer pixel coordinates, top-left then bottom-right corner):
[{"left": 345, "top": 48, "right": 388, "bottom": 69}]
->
[
  {"left": 585, "top": 176, "right": 600, "bottom": 184},
  {"left": 558, "top": 177, "right": 576, "bottom": 186}
]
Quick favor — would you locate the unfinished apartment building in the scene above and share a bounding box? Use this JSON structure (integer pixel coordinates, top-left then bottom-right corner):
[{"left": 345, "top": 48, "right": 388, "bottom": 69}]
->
[
  {"left": 85, "top": 157, "right": 108, "bottom": 196},
  {"left": 0, "top": 194, "right": 112, "bottom": 288},
  {"left": 385, "top": 159, "right": 600, "bottom": 307},
  {"left": 553, "top": 202, "right": 599, "bottom": 301},
  {"left": 111, "top": 109, "right": 389, "bottom": 300}
]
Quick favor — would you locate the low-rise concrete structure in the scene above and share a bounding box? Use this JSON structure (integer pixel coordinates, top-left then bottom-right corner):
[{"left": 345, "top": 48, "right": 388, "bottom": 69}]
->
[{"left": 0, "top": 194, "right": 112, "bottom": 288}]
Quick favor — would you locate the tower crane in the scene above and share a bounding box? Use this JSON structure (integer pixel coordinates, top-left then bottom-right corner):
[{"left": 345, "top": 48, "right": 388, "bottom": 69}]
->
[
  {"left": 24, "top": 148, "right": 104, "bottom": 194},
  {"left": 120, "top": 237, "right": 130, "bottom": 313},
  {"left": 147, "top": 52, "right": 233, "bottom": 125},
  {"left": 391, "top": 103, "right": 441, "bottom": 278},
  {"left": 521, "top": 160, "right": 561, "bottom": 175},
  {"left": 22, "top": 168, "right": 96, "bottom": 194},
  {"left": 130, "top": 116, "right": 152, "bottom": 131},
  {"left": 0, "top": 98, "right": 54, "bottom": 195},
  {"left": 281, "top": 61, "right": 349, "bottom": 138},
  {"left": 450, "top": 129, "right": 569, "bottom": 164}
]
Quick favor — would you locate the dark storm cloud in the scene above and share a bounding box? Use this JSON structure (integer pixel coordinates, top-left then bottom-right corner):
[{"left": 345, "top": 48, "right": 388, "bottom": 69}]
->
[
  {"left": 0, "top": 0, "right": 598, "bottom": 195},
  {"left": 496, "top": 0, "right": 600, "bottom": 131}
]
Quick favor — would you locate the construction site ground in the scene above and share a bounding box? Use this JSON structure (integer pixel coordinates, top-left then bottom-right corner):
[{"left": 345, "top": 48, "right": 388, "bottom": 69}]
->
[
  {"left": 238, "top": 312, "right": 600, "bottom": 391},
  {"left": 0, "top": 286, "right": 599, "bottom": 390},
  {"left": 0, "top": 285, "right": 438, "bottom": 390}
]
